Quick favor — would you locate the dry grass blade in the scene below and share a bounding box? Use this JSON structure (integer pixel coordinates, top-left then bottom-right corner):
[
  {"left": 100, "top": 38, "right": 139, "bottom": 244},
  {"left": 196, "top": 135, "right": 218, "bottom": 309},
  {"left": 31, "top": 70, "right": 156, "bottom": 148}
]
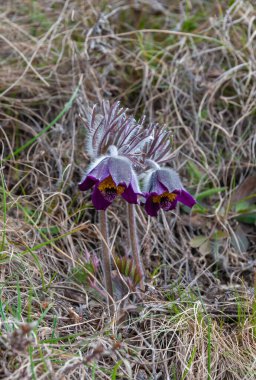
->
[{"left": 0, "top": 0, "right": 256, "bottom": 379}]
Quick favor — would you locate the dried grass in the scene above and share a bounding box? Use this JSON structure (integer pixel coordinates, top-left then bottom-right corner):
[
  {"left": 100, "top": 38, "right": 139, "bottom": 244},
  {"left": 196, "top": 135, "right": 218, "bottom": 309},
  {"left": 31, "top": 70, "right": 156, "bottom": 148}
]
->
[{"left": 0, "top": 0, "right": 256, "bottom": 379}]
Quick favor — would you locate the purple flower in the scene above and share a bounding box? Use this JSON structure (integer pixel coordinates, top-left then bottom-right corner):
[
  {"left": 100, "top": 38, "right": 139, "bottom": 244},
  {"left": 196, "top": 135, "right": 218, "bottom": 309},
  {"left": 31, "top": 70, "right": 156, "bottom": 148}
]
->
[
  {"left": 79, "top": 154, "right": 141, "bottom": 210},
  {"left": 143, "top": 167, "right": 196, "bottom": 217}
]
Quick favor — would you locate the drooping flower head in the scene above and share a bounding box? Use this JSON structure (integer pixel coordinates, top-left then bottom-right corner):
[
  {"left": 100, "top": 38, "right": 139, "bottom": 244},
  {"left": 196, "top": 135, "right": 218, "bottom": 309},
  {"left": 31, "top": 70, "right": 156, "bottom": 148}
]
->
[
  {"left": 77, "top": 100, "right": 152, "bottom": 210},
  {"left": 79, "top": 146, "right": 141, "bottom": 210},
  {"left": 143, "top": 163, "right": 196, "bottom": 217}
]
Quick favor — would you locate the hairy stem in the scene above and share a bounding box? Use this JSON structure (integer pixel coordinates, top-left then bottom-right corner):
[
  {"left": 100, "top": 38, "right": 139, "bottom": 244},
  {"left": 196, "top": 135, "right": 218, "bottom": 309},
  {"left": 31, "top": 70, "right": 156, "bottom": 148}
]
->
[
  {"left": 99, "top": 210, "right": 114, "bottom": 313},
  {"left": 127, "top": 203, "right": 145, "bottom": 288},
  {"left": 145, "top": 159, "right": 160, "bottom": 170}
]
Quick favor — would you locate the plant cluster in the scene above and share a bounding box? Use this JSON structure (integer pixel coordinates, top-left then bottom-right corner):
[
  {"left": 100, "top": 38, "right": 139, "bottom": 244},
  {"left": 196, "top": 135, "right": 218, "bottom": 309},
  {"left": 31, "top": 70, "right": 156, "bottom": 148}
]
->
[{"left": 78, "top": 101, "right": 196, "bottom": 311}]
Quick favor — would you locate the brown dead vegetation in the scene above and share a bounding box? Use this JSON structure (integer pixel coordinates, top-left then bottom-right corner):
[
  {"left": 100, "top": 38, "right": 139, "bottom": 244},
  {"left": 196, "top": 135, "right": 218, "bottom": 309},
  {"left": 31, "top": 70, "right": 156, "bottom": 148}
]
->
[{"left": 0, "top": 1, "right": 256, "bottom": 379}]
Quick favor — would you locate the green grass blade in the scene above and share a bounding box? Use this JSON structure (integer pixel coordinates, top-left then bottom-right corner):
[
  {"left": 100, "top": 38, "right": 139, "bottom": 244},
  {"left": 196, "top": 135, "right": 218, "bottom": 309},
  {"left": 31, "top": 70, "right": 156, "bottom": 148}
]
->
[
  {"left": 29, "top": 345, "right": 36, "bottom": 380},
  {"left": 196, "top": 187, "right": 226, "bottom": 201},
  {"left": 181, "top": 346, "right": 197, "bottom": 380},
  {"left": 0, "top": 168, "right": 7, "bottom": 251},
  {"left": 0, "top": 288, "right": 9, "bottom": 332},
  {"left": 36, "top": 303, "right": 53, "bottom": 328},
  {"left": 51, "top": 316, "right": 58, "bottom": 339},
  {"left": 111, "top": 360, "right": 122, "bottom": 380},
  {"left": 16, "top": 281, "right": 22, "bottom": 321},
  {"left": 91, "top": 362, "right": 97, "bottom": 380},
  {"left": 4, "top": 77, "right": 82, "bottom": 161}
]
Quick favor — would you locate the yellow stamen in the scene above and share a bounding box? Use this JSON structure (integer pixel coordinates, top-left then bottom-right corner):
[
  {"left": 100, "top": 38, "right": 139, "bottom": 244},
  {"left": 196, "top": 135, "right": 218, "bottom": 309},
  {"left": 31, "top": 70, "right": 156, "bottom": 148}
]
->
[
  {"left": 98, "top": 176, "right": 125, "bottom": 195},
  {"left": 152, "top": 192, "right": 177, "bottom": 203}
]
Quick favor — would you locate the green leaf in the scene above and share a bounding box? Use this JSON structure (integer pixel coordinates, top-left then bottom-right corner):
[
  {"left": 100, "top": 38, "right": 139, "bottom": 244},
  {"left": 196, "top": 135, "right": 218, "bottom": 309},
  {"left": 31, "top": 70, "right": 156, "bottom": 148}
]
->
[
  {"left": 39, "top": 226, "right": 60, "bottom": 236},
  {"left": 111, "top": 360, "right": 122, "bottom": 380},
  {"left": 196, "top": 187, "right": 226, "bottom": 201},
  {"left": 0, "top": 252, "right": 9, "bottom": 263},
  {"left": 235, "top": 213, "right": 256, "bottom": 225},
  {"left": 114, "top": 256, "right": 142, "bottom": 287},
  {"left": 190, "top": 235, "right": 208, "bottom": 248},
  {"left": 199, "top": 240, "right": 211, "bottom": 255},
  {"left": 235, "top": 200, "right": 251, "bottom": 212},
  {"left": 182, "top": 18, "right": 197, "bottom": 32},
  {"left": 124, "top": 260, "right": 131, "bottom": 277},
  {"left": 0, "top": 169, "right": 7, "bottom": 251},
  {"left": 212, "top": 230, "right": 228, "bottom": 240},
  {"left": 70, "top": 264, "right": 94, "bottom": 285},
  {"left": 181, "top": 346, "right": 197, "bottom": 380},
  {"left": 187, "top": 161, "right": 203, "bottom": 182},
  {"left": 192, "top": 203, "right": 208, "bottom": 214},
  {"left": 231, "top": 226, "right": 250, "bottom": 252}
]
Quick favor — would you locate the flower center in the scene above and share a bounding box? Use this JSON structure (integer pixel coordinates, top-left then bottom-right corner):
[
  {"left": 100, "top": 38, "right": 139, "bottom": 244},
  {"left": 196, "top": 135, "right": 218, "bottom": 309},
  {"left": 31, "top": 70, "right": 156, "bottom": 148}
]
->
[
  {"left": 98, "top": 176, "right": 125, "bottom": 202},
  {"left": 152, "top": 192, "right": 177, "bottom": 210}
]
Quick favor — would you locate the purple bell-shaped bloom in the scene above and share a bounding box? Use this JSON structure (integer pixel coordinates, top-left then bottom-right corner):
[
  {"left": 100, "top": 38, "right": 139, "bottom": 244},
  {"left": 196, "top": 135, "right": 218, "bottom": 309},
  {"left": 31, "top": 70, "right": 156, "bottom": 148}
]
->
[
  {"left": 143, "top": 167, "right": 196, "bottom": 217},
  {"left": 79, "top": 153, "right": 141, "bottom": 210}
]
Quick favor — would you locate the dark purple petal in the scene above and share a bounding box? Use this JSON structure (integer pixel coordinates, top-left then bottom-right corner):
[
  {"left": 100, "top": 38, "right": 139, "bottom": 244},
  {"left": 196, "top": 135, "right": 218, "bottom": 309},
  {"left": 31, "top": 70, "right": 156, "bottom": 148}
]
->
[
  {"left": 163, "top": 198, "right": 178, "bottom": 211},
  {"left": 100, "top": 187, "right": 118, "bottom": 202},
  {"left": 91, "top": 186, "right": 112, "bottom": 210},
  {"left": 78, "top": 175, "right": 97, "bottom": 191},
  {"left": 157, "top": 168, "right": 182, "bottom": 193},
  {"left": 122, "top": 184, "right": 138, "bottom": 204},
  {"left": 108, "top": 157, "right": 132, "bottom": 186},
  {"left": 122, "top": 169, "right": 143, "bottom": 204},
  {"left": 79, "top": 157, "right": 110, "bottom": 192},
  {"left": 145, "top": 195, "right": 160, "bottom": 217},
  {"left": 176, "top": 189, "right": 196, "bottom": 208}
]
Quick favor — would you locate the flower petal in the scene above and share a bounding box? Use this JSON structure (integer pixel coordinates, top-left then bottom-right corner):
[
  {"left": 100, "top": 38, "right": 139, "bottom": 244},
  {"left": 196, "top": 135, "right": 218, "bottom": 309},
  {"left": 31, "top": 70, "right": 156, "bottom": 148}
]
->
[
  {"left": 131, "top": 169, "right": 142, "bottom": 194},
  {"left": 164, "top": 198, "right": 178, "bottom": 211},
  {"left": 89, "top": 157, "right": 110, "bottom": 182},
  {"left": 145, "top": 195, "right": 160, "bottom": 217},
  {"left": 78, "top": 175, "right": 97, "bottom": 191},
  {"left": 157, "top": 168, "right": 182, "bottom": 193},
  {"left": 108, "top": 157, "right": 132, "bottom": 186},
  {"left": 176, "top": 189, "right": 196, "bottom": 208},
  {"left": 122, "top": 169, "right": 143, "bottom": 204},
  {"left": 92, "top": 186, "right": 112, "bottom": 210},
  {"left": 79, "top": 157, "right": 110, "bottom": 191},
  {"left": 122, "top": 184, "right": 138, "bottom": 204},
  {"left": 147, "top": 171, "right": 167, "bottom": 194}
]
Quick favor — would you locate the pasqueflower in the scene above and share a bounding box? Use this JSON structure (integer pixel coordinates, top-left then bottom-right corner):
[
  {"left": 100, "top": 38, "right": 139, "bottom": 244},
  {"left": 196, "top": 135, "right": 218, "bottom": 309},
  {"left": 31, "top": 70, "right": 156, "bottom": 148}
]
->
[
  {"left": 79, "top": 153, "right": 141, "bottom": 210},
  {"left": 143, "top": 167, "right": 196, "bottom": 217}
]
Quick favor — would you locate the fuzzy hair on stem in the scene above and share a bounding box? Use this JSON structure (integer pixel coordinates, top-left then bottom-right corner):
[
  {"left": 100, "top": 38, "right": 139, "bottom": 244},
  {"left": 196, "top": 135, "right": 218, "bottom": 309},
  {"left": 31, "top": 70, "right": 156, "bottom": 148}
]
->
[
  {"left": 99, "top": 210, "right": 114, "bottom": 315},
  {"left": 127, "top": 203, "right": 145, "bottom": 289}
]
